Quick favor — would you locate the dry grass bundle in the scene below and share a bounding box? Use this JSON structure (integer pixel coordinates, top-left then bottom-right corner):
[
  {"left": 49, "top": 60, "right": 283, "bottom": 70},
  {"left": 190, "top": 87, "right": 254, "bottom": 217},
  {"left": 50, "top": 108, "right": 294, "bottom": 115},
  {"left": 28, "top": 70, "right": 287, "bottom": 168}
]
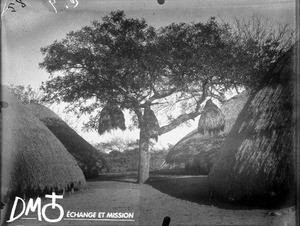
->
[
  {"left": 28, "top": 103, "right": 107, "bottom": 178},
  {"left": 98, "top": 104, "right": 126, "bottom": 135},
  {"left": 198, "top": 99, "right": 225, "bottom": 136},
  {"left": 1, "top": 87, "right": 85, "bottom": 198},
  {"left": 208, "top": 44, "right": 296, "bottom": 205},
  {"left": 165, "top": 92, "right": 248, "bottom": 174}
]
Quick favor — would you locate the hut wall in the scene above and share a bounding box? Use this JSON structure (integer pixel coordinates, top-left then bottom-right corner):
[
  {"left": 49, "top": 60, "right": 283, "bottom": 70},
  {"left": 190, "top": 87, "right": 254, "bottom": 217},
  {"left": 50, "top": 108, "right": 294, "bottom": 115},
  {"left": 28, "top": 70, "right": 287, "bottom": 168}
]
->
[
  {"left": 208, "top": 45, "right": 296, "bottom": 205},
  {"left": 1, "top": 87, "right": 85, "bottom": 199}
]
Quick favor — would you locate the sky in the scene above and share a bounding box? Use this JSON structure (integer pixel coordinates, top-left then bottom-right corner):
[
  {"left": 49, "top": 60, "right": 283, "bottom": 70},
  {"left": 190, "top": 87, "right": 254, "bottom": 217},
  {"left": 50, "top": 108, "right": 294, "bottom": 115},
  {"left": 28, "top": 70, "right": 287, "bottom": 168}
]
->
[{"left": 1, "top": 0, "right": 296, "bottom": 149}]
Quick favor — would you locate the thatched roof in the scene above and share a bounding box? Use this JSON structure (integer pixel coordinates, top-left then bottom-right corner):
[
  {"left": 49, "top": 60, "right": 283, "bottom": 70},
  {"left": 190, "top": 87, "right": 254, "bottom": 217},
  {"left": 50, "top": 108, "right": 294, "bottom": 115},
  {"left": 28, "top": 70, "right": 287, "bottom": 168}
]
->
[
  {"left": 1, "top": 87, "right": 85, "bottom": 198},
  {"left": 165, "top": 130, "right": 222, "bottom": 164},
  {"left": 220, "top": 91, "right": 249, "bottom": 133},
  {"left": 198, "top": 99, "right": 225, "bottom": 135},
  {"left": 208, "top": 44, "right": 296, "bottom": 204},
  {"left": 28, "top": 103, "right": 107, "bottom": 178},
  {"left": 98, "top": 104, "right": 125, "bottom": 135},
  {"left": 165, "top": 92, "right": 249, "bottom": 166},
  {"left": 185, "top": 136, "right": 224, "bottom": 175}
]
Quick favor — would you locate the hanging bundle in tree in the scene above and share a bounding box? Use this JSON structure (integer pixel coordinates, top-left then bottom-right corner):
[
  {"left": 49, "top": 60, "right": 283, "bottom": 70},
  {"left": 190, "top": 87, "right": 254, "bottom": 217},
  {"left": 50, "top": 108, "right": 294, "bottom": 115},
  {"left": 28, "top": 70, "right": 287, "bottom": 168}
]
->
[
  {"left": 198, "top": 99, "right": 225, "bottom": 136},
  {"left": 144, "top": 106, "right": 159, "bottom": 141},
  {"left": 98, "top": 104, "right": 126, "bottom": 135}
]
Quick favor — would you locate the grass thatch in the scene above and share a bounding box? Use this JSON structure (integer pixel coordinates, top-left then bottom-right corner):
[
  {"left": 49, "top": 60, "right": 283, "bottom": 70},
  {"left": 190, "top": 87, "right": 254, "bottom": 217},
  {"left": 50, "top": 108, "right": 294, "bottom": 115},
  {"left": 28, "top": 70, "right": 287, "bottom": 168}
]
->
[
  {"left": 28, "top": 103, "right": 107, "bottom": 178},
  {"left": 164, "top": 92, "right": 249, "bottom": 174},
  {"left": 166, "top": 130, "right": 222, "bottom": 163},
  {"left": 1, "top": 87, "right": 85, "bottom": 198},
  {"left": 185, "top": 137, "right": 224, "bottom": 175},
  {"left": 220, "top": 91, "right": 249, "bottom": 134},
  {"left": 165, "top": 133, "right": 226, "bottom": 174},
  {"left": 98, "top": 104, "right": 126, "bottom": 135},
  {"left": 198, "top": 99, "right": 225, "bottom": 136},
  {"left": 208, "top": 44, "right": 296, "bottom": 205}
]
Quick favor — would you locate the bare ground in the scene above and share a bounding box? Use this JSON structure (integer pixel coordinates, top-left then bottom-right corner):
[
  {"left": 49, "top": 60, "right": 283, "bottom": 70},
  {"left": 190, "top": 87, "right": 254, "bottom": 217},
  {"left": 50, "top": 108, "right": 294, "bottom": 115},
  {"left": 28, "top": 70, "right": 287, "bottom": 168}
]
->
[{"left": 5, "top": 173, "right": 296, "bottom": 226}]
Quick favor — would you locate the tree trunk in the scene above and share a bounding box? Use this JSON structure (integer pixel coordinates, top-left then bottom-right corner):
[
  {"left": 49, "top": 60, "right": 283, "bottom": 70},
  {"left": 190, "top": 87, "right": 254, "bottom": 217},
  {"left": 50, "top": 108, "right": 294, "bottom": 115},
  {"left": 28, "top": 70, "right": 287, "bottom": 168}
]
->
[{"left": 137, "top": 123, "right": 150, "bottom": 184}]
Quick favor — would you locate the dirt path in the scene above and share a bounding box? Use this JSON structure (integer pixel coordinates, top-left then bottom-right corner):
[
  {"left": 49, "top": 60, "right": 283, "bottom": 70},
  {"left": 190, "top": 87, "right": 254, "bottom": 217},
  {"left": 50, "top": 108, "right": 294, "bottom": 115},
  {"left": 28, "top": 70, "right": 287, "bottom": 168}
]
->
[{"left": 5, "top": 174, "right": 296, "bottom": 226}]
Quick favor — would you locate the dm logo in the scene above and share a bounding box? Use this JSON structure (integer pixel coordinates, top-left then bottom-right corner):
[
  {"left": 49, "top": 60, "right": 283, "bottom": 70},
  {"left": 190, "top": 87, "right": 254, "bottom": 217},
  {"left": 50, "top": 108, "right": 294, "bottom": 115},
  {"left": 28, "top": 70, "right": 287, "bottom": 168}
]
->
[{"left": 7, "top": 192, "right": 64, "bottom": 223}]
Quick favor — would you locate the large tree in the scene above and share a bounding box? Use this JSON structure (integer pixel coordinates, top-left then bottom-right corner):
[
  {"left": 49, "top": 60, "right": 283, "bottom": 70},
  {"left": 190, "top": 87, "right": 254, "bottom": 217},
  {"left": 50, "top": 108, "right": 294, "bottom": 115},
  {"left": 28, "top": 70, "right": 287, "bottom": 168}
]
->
[{"left": 39, "top": 11, "right": 292, "bottom": 183}]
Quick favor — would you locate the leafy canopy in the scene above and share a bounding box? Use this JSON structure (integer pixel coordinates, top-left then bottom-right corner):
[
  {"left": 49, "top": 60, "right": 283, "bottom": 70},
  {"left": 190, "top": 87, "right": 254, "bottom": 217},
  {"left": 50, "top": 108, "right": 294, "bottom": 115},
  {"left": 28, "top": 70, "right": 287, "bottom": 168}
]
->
[
  {"left": 40, "top": 11, "right": 159, "bottom": 108},
  {"left": 5, "top": 84, "right": 43, "bottom": 104},
  {"left": 39, "top": 11, "right": 293, "bottom": 133}
]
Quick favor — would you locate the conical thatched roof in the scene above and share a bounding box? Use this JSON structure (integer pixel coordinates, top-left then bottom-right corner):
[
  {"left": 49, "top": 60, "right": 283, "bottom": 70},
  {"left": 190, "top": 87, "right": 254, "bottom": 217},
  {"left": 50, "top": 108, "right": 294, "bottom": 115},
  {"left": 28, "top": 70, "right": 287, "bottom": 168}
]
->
[
  {"left": 198, "top": 99, "right": 225, "bottom": 135},
  {"left": 184, "top": 136, "right": 224, "bottom": 175},
  {"left": 165, "top": 92, "right": 249, "bottom": 169},
  {"left": 98, "top": 104, "right": 126, "bottom": 135},
  {"left": 220, "top": 91, "right": 249, "bottom": 133},
  {"left": 165, "top": 130, "right": 223, "bottom": 164},
  {"left": 28, "top": 103, "right": 107, "bottom": 178},
  {"left": 208, "top": 43, "right": 296, "bottom": 204},
  {"left": 1, "top": 87, "right": 85, "bottom": 198}
]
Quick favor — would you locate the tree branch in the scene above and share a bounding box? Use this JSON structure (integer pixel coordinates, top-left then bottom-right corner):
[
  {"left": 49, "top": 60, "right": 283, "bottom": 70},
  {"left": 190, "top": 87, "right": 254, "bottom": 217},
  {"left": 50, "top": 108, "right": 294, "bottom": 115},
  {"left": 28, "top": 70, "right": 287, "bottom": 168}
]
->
[
  {"left": 156, "top": 81, "right": 208, "bottom": 136},
  {"left": 207, "top": 89, "right": 226, "bottom": 103},
  {"left": 148, "top": 87, "right": 177, "bottom": 102}
]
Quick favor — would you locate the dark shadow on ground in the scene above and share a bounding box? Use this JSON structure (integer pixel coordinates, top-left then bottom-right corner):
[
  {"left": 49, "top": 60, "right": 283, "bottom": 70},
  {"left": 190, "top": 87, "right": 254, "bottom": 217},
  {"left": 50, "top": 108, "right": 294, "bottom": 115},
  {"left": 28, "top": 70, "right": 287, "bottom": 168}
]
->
[
  {"left": 147, "top": 173, "right": 295, "bottom": 210},
  {"left": 147, "top": 173, "right": 252, "bottom": 210},
  {"left": 92, "top": 172, "right": 294, "bottom": 210},
  {"left": 91, "top": 171, "right": 138, "bottom": 184}
]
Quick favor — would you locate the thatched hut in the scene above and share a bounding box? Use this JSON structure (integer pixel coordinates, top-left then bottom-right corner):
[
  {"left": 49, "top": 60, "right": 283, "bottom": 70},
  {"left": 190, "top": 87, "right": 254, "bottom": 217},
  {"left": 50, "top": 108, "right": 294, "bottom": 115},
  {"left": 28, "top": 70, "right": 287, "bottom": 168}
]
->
[
  {"left": 165, "top": 92, "right": 249, "bottom": 174},
  {"left": 1, "top": 87, "right": 85, "bottom": 199},
  {"left": 28, "top": 103, "right": 107, "bottom": 178},
  {"left": 208, "top": 44, "right": 296, "bottom": 205}
]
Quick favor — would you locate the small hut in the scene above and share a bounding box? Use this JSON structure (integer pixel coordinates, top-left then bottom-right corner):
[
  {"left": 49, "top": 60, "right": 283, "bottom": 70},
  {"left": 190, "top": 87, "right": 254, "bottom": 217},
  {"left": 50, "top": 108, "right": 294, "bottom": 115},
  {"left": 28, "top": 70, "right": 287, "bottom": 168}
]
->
[
  {"left": 1, "top": 87, "right": 85, "bottom": 201},
  {"left": 165, "top": 92, "right": 249, "bottom": 174},
  {"left": 28, "top": 104, "right": 107, "bottom": 178},
  {"left": 208, "top": 43, "right": 296, "bottom": 205}
]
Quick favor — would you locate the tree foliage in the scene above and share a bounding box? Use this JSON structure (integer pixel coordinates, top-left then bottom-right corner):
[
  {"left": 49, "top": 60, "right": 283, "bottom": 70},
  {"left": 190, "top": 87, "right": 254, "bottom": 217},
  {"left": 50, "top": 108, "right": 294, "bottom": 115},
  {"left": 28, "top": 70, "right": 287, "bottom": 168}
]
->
[
  {"left": 6, "top": 84, "right": 43, "bottom": 104},
  {"left": 40, "top": 12, "right": 233, "bottom": 133},
  {"left": 95, "top": 137, "right": 139, "bottom": 153},
  {"left": 229, "top": 16, "right": 294, "bottom": 90},
  {"left": 39, "top": 11, "right": 294, "bottom": 182},
  {"left": 40, "top": 11, "right": 158, "bottom": 107}
]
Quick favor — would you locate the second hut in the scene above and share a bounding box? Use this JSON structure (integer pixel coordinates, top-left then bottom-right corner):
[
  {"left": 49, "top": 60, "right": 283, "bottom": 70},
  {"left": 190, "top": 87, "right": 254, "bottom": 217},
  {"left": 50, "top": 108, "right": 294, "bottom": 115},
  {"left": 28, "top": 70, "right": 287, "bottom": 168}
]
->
[
  {"left": 28, "top": 104, "right": 107, "bottom": 178},
  {"left": 165, "top": 92, "right": 248, "bottom": 174}
]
